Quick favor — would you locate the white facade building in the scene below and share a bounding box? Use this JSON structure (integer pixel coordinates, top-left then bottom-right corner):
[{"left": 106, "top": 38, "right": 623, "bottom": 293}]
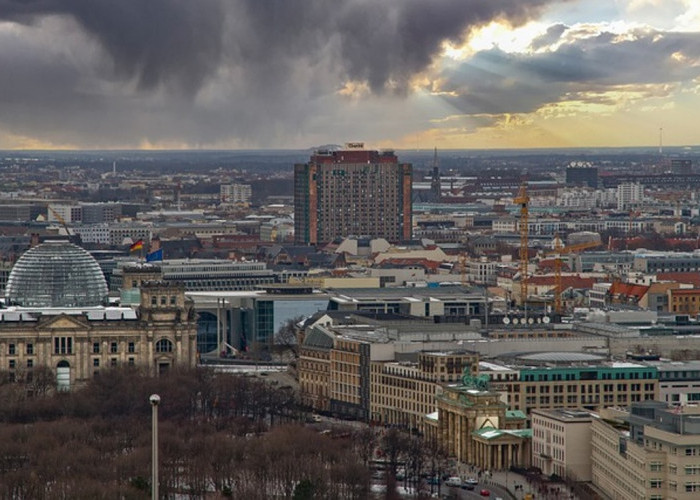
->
[
  {"left": 617, "top": 182, "right": 644, "bottom": 210},
  {"left": 220, "top": 183, "right": 252, "bottom": 205}
]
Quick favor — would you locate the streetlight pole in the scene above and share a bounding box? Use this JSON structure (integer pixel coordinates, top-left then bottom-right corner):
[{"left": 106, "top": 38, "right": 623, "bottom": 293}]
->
[{"left": 150, "top": 394, "right": 161, "bottom": 499}]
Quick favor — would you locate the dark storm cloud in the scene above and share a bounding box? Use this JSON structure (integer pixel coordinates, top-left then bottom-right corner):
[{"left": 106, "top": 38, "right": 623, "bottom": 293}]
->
[
  {"left": 0, "top": 0, "right": 556, "bottom": 95},
  {"left": 0, "top": 0, "right": 561, "bottom": 146},
  {"left": 437, "top": 28, "right": 700, "bottom": 116},
  {"left": 0, "top": 0, "right": 226, "bottom": 94}
]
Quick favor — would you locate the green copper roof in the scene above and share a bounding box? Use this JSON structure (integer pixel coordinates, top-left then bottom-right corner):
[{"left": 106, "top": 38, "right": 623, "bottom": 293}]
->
[
  {"left": 506, "top": 410, "right": 527, "bottom": 420},
  {"left": 472, "top": 427, "right": 532, "bottom": 440}
]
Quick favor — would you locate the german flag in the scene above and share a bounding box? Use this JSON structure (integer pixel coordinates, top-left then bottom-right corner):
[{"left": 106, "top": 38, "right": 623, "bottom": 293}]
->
[{"left": 129, "top": 239, "right": 144, "bottom": 252}]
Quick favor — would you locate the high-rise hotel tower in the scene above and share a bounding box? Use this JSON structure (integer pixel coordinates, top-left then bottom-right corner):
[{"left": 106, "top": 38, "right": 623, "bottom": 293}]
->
[{"left": 294, "top": 144, "right": 412, "bottom": 245}]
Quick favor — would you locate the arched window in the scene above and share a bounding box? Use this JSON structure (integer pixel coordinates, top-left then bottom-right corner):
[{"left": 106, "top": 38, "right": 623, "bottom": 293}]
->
[{"left": 155, "top": 339, "right": 174, "bottom": 353}]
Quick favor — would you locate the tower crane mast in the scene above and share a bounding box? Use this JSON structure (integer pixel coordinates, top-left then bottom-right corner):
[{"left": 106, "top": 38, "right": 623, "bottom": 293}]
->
[
  {"left": 545, "top": 238, "right": 601, "bottom": 313},
  {"left": 513, "top": 182, "right": 529, "bottom": 305}
]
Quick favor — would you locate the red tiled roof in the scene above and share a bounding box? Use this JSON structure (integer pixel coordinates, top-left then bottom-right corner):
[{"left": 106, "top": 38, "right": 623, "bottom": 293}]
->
[
  {"left": 609, "top": 282, "right": 649, "bottom": 299},
  {"left": 528, "top": 276, "right": 597, "bottom": 290},
  {"left": 656, "top": 272, "right": 700, "bottom": 288}
]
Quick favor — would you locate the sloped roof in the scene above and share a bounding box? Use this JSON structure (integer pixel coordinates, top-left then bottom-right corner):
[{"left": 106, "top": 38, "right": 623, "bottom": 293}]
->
[
  {"left": 609, "top": 281, "right": 649, "bottom": 300},
  {"left": 302, "top": 326, "right": 334, "bottom": 349}
]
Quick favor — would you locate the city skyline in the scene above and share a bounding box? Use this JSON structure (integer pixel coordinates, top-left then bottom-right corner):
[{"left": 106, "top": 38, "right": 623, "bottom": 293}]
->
[{"left": 0, "top": 0, "right": 698, "bottom": 150}]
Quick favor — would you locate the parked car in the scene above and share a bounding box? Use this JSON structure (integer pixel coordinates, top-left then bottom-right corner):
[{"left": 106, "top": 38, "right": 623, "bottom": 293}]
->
[
  {"left": 445, "top": 476, "right": 462, "bottom": 487},
  {"left": 466, "top": 477, "right": 479, "bottom": 485},
  {"left": 461, "top": 482, "right": 475, "bottom": 490},
  {"left": 480, "top": 489, "right": 491, "bottom": 497}
]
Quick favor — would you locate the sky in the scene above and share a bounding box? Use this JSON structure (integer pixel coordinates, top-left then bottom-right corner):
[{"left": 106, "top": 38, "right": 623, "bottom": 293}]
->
[{"left": 0, "top": 0, "right": 698, "bottom": 150}]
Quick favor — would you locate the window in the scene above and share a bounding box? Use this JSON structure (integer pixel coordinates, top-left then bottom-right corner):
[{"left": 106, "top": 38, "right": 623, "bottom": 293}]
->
[
  {"left": 26, "top": 343, "right": 33, "bottom": 355},
  {"left": 9, "top": 360, "right": 15, "bottom": 369},
  {"left": 686, "top": 465, "right": 700, "bottom": 475},
  {"left": 686, "top": 482, "right": 700, "bottom": 492},
  {"left": 8, "top": 343, "right": 15, "bottom": 355},
  {"left": 93, "top": 358, "right": 100, "bottom": 367},
  {"left": 93, "top": 342, "right": 100, "bottom": 354},
  {"left": 151, "top": 296, "right": 157, "bottom": 306},
  {"left": 110, "top": 342, "right": 118, "bottom": 354},
  {"left": 170, "top": 296, "right": 176, "bottom": 305},
  {"left": 128, "top": 342, "right": 135, "bottom": 353},
  {"left": 53, "top": 337, "right": 73, "bottom": 355},
  {"left": 650, "top": 462, "right": 663, "bottom": 472},
  {"left": 160, "top": 296, "right": 166, "bottom": 305},
  {"left": 26, "top": 359, "right": 33, "bottom": 368},
  {"left": 155, "top": 339, "right": 173, "bottom": 353},
  {"left": 650, "top": 479, "right": 662, "bottom": 489},
  {"left": 111, "top": 358, "right": 117, "bottom": 367},
  {"left": 128, "top": 357, "right": 135, "bottom": 367}
]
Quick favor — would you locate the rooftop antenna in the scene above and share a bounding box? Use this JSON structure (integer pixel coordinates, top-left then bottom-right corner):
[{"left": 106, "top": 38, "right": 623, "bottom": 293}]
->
[
  {"left": 112, "top": 161, "right": 117, "bottom": 176},
  {"left": 659, "top": 126, "right": 663, "bottom": 155}
]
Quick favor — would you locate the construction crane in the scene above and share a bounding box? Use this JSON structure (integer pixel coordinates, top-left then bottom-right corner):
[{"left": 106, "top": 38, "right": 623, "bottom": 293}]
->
[
  {"left": 513, "top": 182, "right": 529, "bottom": 305},
  {"left": 545, "top": 237, "right": 601, "bottom": 314},
  {"left": 48, "top": 206, "right": 73, "bottom": 236}
]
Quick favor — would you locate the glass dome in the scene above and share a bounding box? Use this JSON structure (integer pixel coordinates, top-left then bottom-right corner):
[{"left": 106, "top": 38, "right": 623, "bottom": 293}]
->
[{"left": 5, "top": 241, "right": 108, "bottom": 308}]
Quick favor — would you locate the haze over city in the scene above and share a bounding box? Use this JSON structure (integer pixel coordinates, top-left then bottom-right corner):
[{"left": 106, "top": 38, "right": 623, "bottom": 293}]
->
[{"left": 1, "top": 0, "right": 699, "bottom": 150}]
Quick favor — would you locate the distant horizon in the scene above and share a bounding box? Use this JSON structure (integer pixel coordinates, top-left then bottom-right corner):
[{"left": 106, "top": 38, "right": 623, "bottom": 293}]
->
[{"left": 2, "top": 144, "right": 699, "bottom": 154}]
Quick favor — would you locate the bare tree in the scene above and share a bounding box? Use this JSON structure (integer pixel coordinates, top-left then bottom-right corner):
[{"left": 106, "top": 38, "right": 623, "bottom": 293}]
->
[{"left": 274, "top": 315, "right": 306, "bottom": 360}]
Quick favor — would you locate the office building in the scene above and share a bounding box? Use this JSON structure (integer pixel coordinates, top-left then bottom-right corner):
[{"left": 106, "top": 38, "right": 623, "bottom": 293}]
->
[
  {"left": 531, "top": 409, "right": 595, "bottom": 481},
  {"left": 671, "top": 159, "right": 693, "bottom": 175},
  {"left": 565, "top": 164, "right": 598, "bottom": 188},
  {"left": 489, "top": 360, "right": 658, "bottom": 415},
  {"left": 592, "top": 402, "right": 700, "bottom": 500},
  {"left": 655, "top": 361, "right": 700, "bottom": 406},
  {"left": 370, "top": 351, "right": 479, "bottom": 431},
  {"left": 294, "top": 144, "right": 412, "bottom": 245},
  {"left": 634, "top": 252, "right": 700, "bottom": 273},
  {"left": 0, "top": 204, "right": 31, "bottom": 222}
]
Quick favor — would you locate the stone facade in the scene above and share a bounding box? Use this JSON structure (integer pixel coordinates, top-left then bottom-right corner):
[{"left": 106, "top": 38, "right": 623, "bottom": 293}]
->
[{"left": 0, "top": 281, "right": 197, "bottom": 390}]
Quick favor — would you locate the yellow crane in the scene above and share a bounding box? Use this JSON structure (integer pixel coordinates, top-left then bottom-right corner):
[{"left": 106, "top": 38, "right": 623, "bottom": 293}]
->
[
  {"left": 48, "top": 206, "right": 73, "bottom": 236},
  {"left": 513, "top": 182, "right": 529, "bottom": 305},
  {"left": 544, "top": 238, "right": 601, "bottom": 314}
]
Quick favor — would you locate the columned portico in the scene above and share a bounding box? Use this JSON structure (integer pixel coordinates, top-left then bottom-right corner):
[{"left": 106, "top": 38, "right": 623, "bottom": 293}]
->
[{"left": 437, "top": 383, "right": 531, "bottom": 469}]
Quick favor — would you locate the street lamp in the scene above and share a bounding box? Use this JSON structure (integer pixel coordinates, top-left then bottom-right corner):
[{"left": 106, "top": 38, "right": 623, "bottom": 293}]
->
[{"left": 150, "top": 394, "right": 161, "bottom": 499}]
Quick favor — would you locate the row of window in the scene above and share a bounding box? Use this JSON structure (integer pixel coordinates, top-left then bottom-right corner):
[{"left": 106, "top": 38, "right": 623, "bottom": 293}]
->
[{"left": 53, "top": 337, "right": 174, "bottom": 355}]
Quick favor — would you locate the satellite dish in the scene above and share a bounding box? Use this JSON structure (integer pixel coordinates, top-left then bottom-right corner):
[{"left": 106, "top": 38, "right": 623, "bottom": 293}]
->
[
  {"left": 543, "top": 316, "right": 551, "bottom": 324},
  {"left": 528, "top": 317, "right": 534, "bottom": 324},
  {"left": 503, "top": 317, "right": 511, "bottom": 325},
  {"left": 512, "top": 317, "right": 519, "bottom": 325}
]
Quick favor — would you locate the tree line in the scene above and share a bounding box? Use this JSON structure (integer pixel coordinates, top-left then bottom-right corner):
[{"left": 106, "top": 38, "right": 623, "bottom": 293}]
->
[{"left": 0, "top": 367, "right": 450, "bottom": 499}]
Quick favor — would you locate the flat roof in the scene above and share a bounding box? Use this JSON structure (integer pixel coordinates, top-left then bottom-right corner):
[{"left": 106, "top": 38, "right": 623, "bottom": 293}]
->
[{"left": 531, "top": 408, "right": 596, "bottom": 421}]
